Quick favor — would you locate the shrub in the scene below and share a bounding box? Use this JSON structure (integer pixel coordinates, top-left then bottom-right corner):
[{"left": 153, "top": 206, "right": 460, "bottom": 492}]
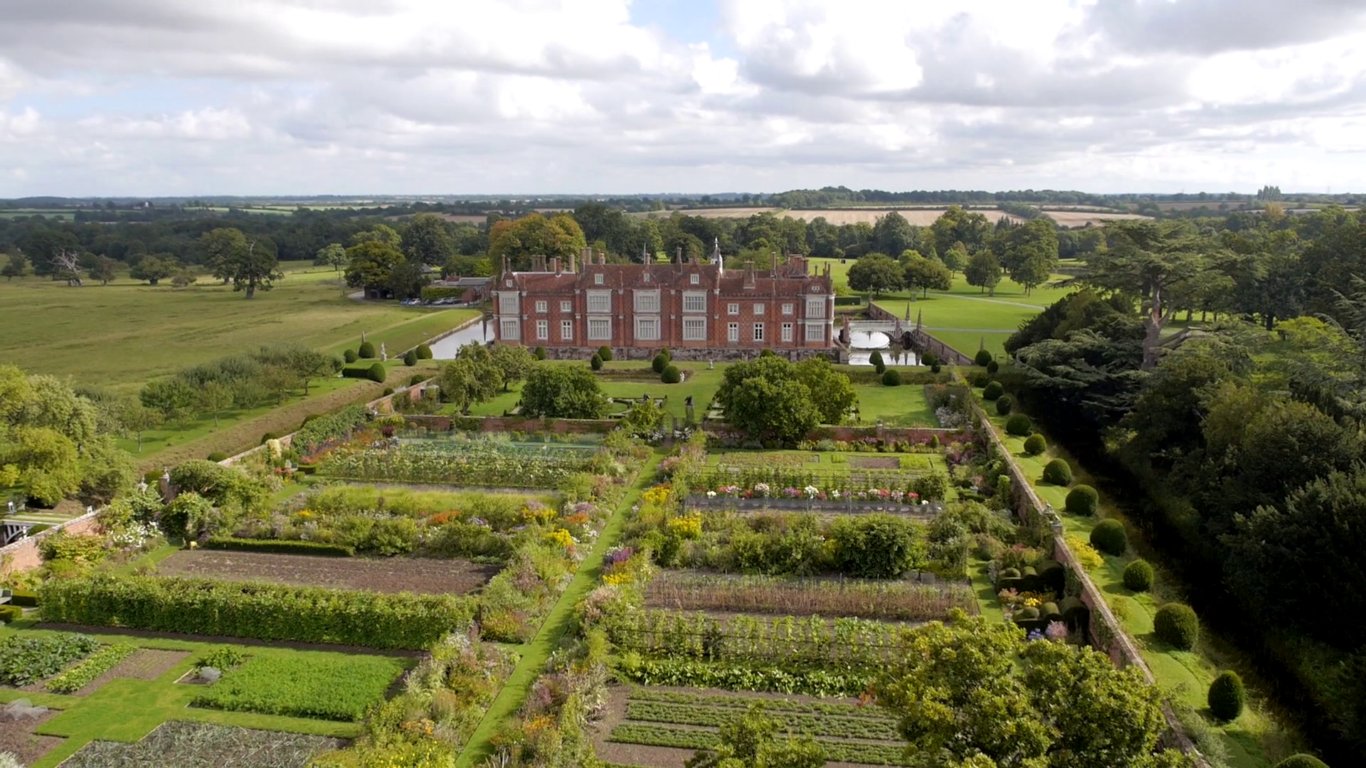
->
[
  {"left": 260, "top": 432, "right": 278, "bottom": 444},
  {"left": 8, "top": 589, "right": 38, "bottom": 607},
  {"left": 661, "top": 365, "right": 681, "bottom": 384},
  {"left": 986, "top": 360, "right": 999, "bottom": 374},
  {"left": 652, "top": 353, "right": 668, "bottom": 374},
  {"left": 930, "top": 362, "right": 941, "bottom": 373},
  {"left": 1065, "top": 485, "right": 1098, "bottom": 516},
  {"left": 415, "top": 343, "right": 433, "bottom": 359},
  {"left": 343, "top": 349, "right": 358, "bottom": 363},
  {"left": 1123, "top": 559, "right": 1154, "bottom": 592},
  {"left": 1153, "top": 603, "right": 1199, "bottom": 650},
  {"left": 995, "top": 395, "right": 1013, "bottom": 415},
  {"left": 46, "top": 642, "right": 136, "bottom": 694},
  {"left": 881, "top": 369, "right": 902, "bottom": 387},
  {"left": 1005, "top": 413, "right": 1032, "bottom": 436},
  {"left": 1089, "top": 519, "right": 1127, "bottom": 556},
  {"left": 1275, "top": 755, "right": 1329, "bottom": 768},
  {"left": 358, "top": 341, "right": 376, "bottom": 359},
  {"left": 970, "top": 372, "right": 990, "bottom": 388},
  {"left": 533, "top": 346, "right": 547, "bottom": 360},
  {"left": 974, "top": 349, "right": 992, "bottom": 367},
  {"left": 366, "top": 363, "right": 387, "bottom": 383},
  {"left": 206, "top": 451, "right": 228, "bottom": 462},
  {"left": 1023, "top": 433, "right": 1046, "bottom": 456},
  {"left": 403, "top": 350, "right": 418, "bottom": 366},
  {"left": 409, "top": 374, "right": 425, "bottom": 386},
  {"left": 597, "top": 345, "right": 613, "bottom": 362},
  {"left": 590, "top": 353, "right": 603, "bottom": 371},
  {"left": 1041, "top": 458, "right": 1072, "bottom": 486},
  {"left": 1208, "top": 671, "right": 1245, "bottom": 721},
  {"left": 982, "top": 380, "right": 1004, "bottom": 400},
  {"left": 870, "top": 350, "right": 885, "bottom": 373},
  {"left": 829, "top": 514, "right": 921, "bottom": 579}
]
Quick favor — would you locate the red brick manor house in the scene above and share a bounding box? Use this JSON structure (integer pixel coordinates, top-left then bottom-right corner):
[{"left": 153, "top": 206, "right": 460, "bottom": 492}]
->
[{"left": 493, "top": 243, "right": 836, "bottom": 360}]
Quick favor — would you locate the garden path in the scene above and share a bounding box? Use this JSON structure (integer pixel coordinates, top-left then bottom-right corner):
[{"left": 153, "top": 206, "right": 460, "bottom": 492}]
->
[{"left": 454, "top": 451, "right": 664, "bottom": 767}]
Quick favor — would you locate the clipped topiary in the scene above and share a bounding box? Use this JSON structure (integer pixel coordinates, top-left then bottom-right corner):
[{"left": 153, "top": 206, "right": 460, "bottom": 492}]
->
[
  {"left": 652, "top": 353, "right": 669, "bottom": 374},
  {"left": 416, "top": 343, "right": 433, "bottom": 359},
  {"left": 974, "top": 348, "right": 992, "bottom": 367},
  {"left": 1065, "top": 484, "right": 1099, "bottom": 516},
  {"left": 930, "top": 362, "right": 941, "bottom": 373},
  {"left": 1154, "top": 602, "right": 1199, "bottom": 650},
  {"left": 366, "top": 362, "right": 387, "bottom": 383},
  {"left": 982, "top": 380, "right": 1004, "bottom": 400},
  {"left": 995, "top": 395, "right": 1013, "bottom": 416},
  {"left": 970, "top": 372, "right": 990, "bottom": 388},
  {"left": 882, "top": 369, "right": 902, "bottom": 387},
  {"left": 1208, "top": 671, "right": 1245, "bottom": 721},
  {"left": 986, "top": 359, "right": 999, "bottom": 374},
  {"left": 659, "top": 348, "right": 672, "bottom": 362},
  {"left": 343, "top": 349, "right": 358, "bottom": 363},
  {"left": 597, "top": 345, "right": 613, "bottom": 362},
  {"left": 661, "top": 364, "right": 681, "bottom": 384},
  {"left": 1123, "top": 559, "right": 1154, "bottom": 592},
  {"left": 1023, "top": 433, "right": 1047, "bottom": 456},
  {"left": 408, "top": 373, "right": 425, "bottom": 386},
  {"left": 590, "top": 353, "right": 603, "bottom": 371},
  {"left": 1005, "top": 413, "right": 1032, "bottom": 436},
  {"left": 1090, "top": 519, "right": 1127, "bottom": 556},
  {"left": 870, "top": 350, "right": 885, "bottom": 373},
  {"left": 403, "top": 349, "right": 418, "bottom": 366},
  {"left": 534, "top": 346, "right": 547, "bottom": 360},
  {"left": 358, "top": 340, "right": 377, "bottom": 359},
  {"left": 1275, "top": 755, "right": 1329, "bottom": 768},
  {"left": 1042, "top": 458, "right": 1072, "bottom": 486}
]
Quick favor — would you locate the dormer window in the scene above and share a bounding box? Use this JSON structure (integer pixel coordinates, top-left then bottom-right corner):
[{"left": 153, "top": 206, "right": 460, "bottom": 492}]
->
[
  {"left": 594, "top": 273, "right": 604, "bottom": 285},
  {"left": 690, "top": 274, "right": 700, "bottom": 285}
]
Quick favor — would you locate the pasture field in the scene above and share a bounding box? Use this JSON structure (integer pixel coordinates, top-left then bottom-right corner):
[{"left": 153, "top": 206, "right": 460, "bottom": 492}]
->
[{"left": 0, "top": 261, "right": 477, "bottom": 389}]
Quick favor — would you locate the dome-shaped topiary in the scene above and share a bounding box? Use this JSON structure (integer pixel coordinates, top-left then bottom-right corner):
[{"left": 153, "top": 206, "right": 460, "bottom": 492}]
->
[
  {"left": 1123, "top": 559, "right": 1154, "bottom": 592},
  {"left": 416, "top": 343, "right": 433, "bottom": 359},
  {"left": 358, "top": 340, "right": 377, "bottom": 359},
  {"left": 1154, "top": 603, "right": 1199, "bottom": 650},
  {"left": 652, "top": 353, "right": 668, "bottom": 374},
  {"left": 344, "top": 348, "right": 358, "bottom": 363},
  {"left": 1023, "top": 433, "right": 1047, "bottom": 456},
  {"left": 1042, "top": 459, "right": 1072, "bottom": 486},
  {"left": 974, "top": 348, "right": 993, "bottom": 367},
  {"left": 403, "top": 349, "right": 418, "bottom": 366},
  {"left": 590, "top": 353, "right": 603, "bottom": 371},
  {"left": 882, "top": 369, "right": 902, "bottom": 386},
  {"left": 365, "top": 362, "right": 387, "bottom": 383},
  {"left": 971, "top": 372, "right": 990, "bottom": 388},
  {"left": 597, "top": 345, "right": 613, "bottom": 362},
  {"left": 982, "top": 380, "right": 1004, "bottom": 400},
  {"left": 1275, "top": 754, "right": 1329, "bottom": 768},
  {"left": 1090, "top": 519, "right": 1127, "bottom": 556},
  {"left": 661, "top": 364, "right": 681, "bottom": 384},
  {"left": 1208, "top": 670, "right": 1245, "bottom": 722},
  {"left": 995, "top": 395, "right": 1013, "bottom": 416},
  {"left": 1005, "top": 413, "right": 1032, "bottom": 437},
  {"left": 1065, "top": 485, "right": 1098, "bottom": 516}
]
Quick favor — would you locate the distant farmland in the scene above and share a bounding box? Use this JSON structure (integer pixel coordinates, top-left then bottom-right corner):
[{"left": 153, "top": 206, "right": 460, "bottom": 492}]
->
[{"left": 639, "top": 206, "right": 1147, "bottom": 227}]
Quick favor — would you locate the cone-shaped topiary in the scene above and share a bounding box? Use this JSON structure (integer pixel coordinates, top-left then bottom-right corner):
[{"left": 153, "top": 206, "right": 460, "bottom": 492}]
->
[
  {"left": 1065, "top": 485, "right": 1098, "bottom": 515},
  {"left": 974, "top": 348, "right": 992, "bottom": 367},
  {"left": 1208, "top": 671, "right": 1245, "bottom": 721},
  {"left": 1005, "top": 413, "right": 1032, "bottom": 436},
  {"left": 996, "top": 395, "right": 1013, "bottom": 415},
  {"left": 661, "top": 364, "right": 681, "bottom": 384},
  {"left": 982, "top": 380, "right": 1004, "bottom": 400},
  {"left": 1123, "top": 559, "right": 1154, "bottom": 591},
  {"left": 590, "top": 353, "right": 603, "bottom": 371},
  {"left": 1090, "top": 519, "right": 1127, "bottom": 555},
  {"left": 986, "top": 359, "right": 999, "bottom": 374},
  {"left": 1023, "top": 433, "right": 1047, "bottom": 456},
  {"left": 1154, "top": 602, "right": 1199, "bottom": 650},
  {"left": 1042, "top": 458, "right": 1072, "bottom": 485},
  {"left": 882, "top": 369, "right": 902, "bottom": 386}
]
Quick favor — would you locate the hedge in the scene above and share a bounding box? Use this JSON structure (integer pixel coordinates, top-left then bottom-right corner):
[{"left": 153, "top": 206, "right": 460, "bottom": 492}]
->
[
  {"left": 39, "top": 575, "right": 474, "bottom": 650},
  {"left": 204, "top": 538, "right": 356, "bottom": 557},
  {"left": 341, "top": 365, "right": 386, "bottom": 383},
  {"left": 293, "top": 405, "right": 369, "bottom": 455}
]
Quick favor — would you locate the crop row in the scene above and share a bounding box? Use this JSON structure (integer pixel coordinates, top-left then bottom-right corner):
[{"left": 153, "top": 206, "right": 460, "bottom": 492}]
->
[
  {"left": 608, "top": 723, "right": 911, "bottom": 766},
  {"left": 627, "top": 686, "right": 890, "bottom": 720},
  {"left": 618, "top": 656, "right": 870, "bottom": 697},
  {"left": 0, "top": 632, "right": 99, "bottom": 686},
  {"left": 645, "top": 571, "right": 976, "bottom": 622},
  {"left": 192, "top": 653, "right": 406, "bottom": 722},
  {"left": 624, "top": 700, "right": 900, "bottom": 741},
  {"left": 45, "top": 643, "right": 137, "bottom": 694}
]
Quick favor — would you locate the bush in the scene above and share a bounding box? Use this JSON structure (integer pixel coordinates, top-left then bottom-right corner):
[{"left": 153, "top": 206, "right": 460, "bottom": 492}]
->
[
  {"left": 40, "top": 575, "right": 474, "bottom": 650},
  {"left": 829, "top": 514, "right": 920, "bottom": 579},
  {"left": 206, "top": 451, "right": 228, "bottom": 462},
  {"left": 358, "top": 341, "right": 376, "bottom": 359},
  {"left": 204, "top": 537, "right": 355, "bottom": 557},
  {"left": 661, "top": 365, "right": 681, "bottom": 384},
  {"left": 1275, "top": 755, "right": 1329, "bottom": 768},
  {"left": 409, "top": 374, "right": 425, "bottom": 386},
  {"left": 1089, "top": 519, "right": 1127, "bottom": 556},
  {"left": 343, "top": 349, "right": 358, "bottom": 363},
  {"left": 1023, "top": 433, "right": 1046, "bottom": 456},
  {"left": 974, "top": 349, "right": 992, "bottom": 367},
  {"left": 366, "top": 363, "right": 387, "bottom": 383},
  {"left": 415, "top": 343, "right": 433, "bottom": 359},
  {"left": 533, "top": 346, "right": 547, "bottom": 360},
  {"left": 930, "top": 362, "right": 941, "bottom": 373},
  {"left": 1041, "top": 458, "right": 1072, "bottom": 486},
  {"left": 652, "top": 353, "right": 668, "bottom": 374},
  {"left": 995, "top": 395, "right": 1013, "bottom": 415},
  {"left": 8, "top": 589, "right": 38, "bottom": 607},
  {"left": 881, "top": 369, "right": 902, "bottom": 387},
  {"left": 1153, "top": 603, "right": 1199, "bottom": 650},
  {"left": 1208, "top": 671, "right": 1245, "bottom": 721},
  {"left": 1065, "top": 485, "right": 1098, "bottom": 516},
  {"left": 1004, "top": 413, "right": 1032, "bottom": 436},
  {"left": 590, "top": 353, "right": 603, "bottom": 371},
  {"left": 597, "top": 345, "right": 613, "bottom": 362},
  {"left": 870, "top": 350, "right": 885, "bottom": 373},
  {"left": 260, "top": 432, "right": 278, "bottom": 444},
  {"left": 403, "top": 350, "right": 418, "bottom": 366},
  {"left": 986, "top": 360, "right": 999, "bottom": 374},
  {"left": 970, "top": 372, "right": 990, "bottom": 388},
  {"left": 982, "top": 380, "right": 1004, "bottom": 400},
  {"left": 0, "top": 606, "right": 22, "bottom": 623},
  {"left": 1123, "top": 559, "right": 1154, "bottom": 592}
]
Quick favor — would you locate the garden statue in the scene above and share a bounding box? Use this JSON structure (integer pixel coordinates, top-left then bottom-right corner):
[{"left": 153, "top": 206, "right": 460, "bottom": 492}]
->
[{"left": 380, "top": 342, "right": 387, "bottom": 361}]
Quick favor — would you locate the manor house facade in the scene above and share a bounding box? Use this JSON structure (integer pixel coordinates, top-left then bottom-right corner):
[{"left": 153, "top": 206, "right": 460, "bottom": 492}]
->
[{"left": 492, "top": 244, "right": 835, "bottom": 359}]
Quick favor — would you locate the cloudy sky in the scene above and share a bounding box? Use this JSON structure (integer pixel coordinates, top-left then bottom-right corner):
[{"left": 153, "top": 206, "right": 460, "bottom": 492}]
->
[{"left": 2, "top": 0, "right": 1365, "bottom": 197}]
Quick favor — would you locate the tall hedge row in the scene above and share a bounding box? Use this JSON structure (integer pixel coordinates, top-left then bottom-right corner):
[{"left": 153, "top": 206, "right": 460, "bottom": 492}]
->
[{"left": 40, "top": 575, "right": 474, "bottom": 650}]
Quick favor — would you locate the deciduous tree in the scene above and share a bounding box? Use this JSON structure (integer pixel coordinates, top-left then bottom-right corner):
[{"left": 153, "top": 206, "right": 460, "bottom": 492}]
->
[
  {"left": 846, "top": 253, "right": 904, "bottom": 297},
  {"left": 965, "top": 248, "right": 1003, "bottom": 295},
  {"left": 518, "top": 364, "right": 605, "bottom": 419}
]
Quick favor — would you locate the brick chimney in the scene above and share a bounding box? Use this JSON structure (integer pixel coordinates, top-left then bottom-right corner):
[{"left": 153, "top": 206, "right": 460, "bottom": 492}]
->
[{"left": 552, "top": 257, "right": 561, "bottom": 274}]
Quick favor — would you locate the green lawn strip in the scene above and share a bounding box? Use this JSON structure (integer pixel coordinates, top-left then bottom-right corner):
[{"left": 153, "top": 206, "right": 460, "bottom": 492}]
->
[
  {"left": 189, "top": 652, "right": 409, "bottom": 721},
  {"left": 462, "top": 362, "right": 725, "bottom": 421},
  {"left": 973, "top": 389, "right": 1280, "bottom": 767},
  {"left": 607, "top": 722, "right": 911, "bottom": 766},
  {"left": 454, "top": 451, "right": 664, "bottom": 768},
  {"left": 849, "top": 383, "right": 937, "bottom": 427},
  {"left": 969, "top": 560, "right": 1006, "bottom": 623},
  {"left": 109, "top": 542, "right": 183, "bottom": 575}
]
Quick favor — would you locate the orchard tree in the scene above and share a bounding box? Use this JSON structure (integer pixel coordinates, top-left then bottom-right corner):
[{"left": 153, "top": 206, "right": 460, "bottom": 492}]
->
[
  {"left": 846, "top": 253, "right": 905, "bottom": 297},
  {"left": 519, "top": 364, "right": 605, "bottom": 419},
  {"left": 715, "top": 356, "right": 825, "bottom": 445},
  {"left": 489, "top": 344, "right": 535, "bottom": 392},
  {"left": 794, "top": 357, "right": 857, "bottom": 424},
  {"left": 965, "top": 248, "right": 1003, "bottom": 295},
  {"left": 903, "top": 252, "right": 952, "bottom": 298},
  {"left": 436, "top": 345, "right": 504, "bottom": 414},
  {"left": 199, "top": 227, "right": 282, "bottom": 298}
]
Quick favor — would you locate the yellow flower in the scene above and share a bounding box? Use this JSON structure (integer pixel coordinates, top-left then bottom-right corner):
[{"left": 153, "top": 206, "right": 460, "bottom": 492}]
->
[
  {"left": 545, "top": 528, "right": 576, "bottom": 550},
  {"left": 642, "top": 485, "right": 673, "bottom": 508},
  {"left": 666, "top": 512, "right": 702, "bottom": 540},
  {"left": 1023, "top": 597, "right": 1040, "bottom": 608}
]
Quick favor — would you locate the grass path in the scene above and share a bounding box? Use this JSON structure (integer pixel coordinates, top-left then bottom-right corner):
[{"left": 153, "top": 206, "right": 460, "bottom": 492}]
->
[{"left": 455, "top": 451, "right": 664, "bottom": 767}]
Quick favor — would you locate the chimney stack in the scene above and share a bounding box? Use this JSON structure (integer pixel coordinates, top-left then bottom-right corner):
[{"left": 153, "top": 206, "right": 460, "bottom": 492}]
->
[{"left": 552, "top": 257, "right": 561, "bottom": 274}]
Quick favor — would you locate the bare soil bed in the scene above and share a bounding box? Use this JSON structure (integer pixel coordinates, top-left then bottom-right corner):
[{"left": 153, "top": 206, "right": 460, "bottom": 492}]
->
[
  {"left": 849, "top": 456, "right": 899, "bottom": 469},
  {"left": 61, "top": 720, "right": 346, "bottom": 768},
  {"left": 0, "top": 708, "right": 62, "bottom": 766},
  {"left": 76, "top": 649, "right": 189, "bottom": 694},
  {"left": 157, "top": 550, "right": 497, "bottom": 595}
]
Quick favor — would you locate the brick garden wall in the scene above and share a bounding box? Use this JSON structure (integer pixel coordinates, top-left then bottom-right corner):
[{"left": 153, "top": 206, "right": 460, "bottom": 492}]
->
[{"left": 0, "top": 509, "right": 102, "bottom": 577}]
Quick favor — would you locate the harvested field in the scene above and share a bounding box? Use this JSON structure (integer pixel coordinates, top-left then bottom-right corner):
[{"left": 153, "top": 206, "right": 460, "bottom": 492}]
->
[
  {"left": 76, "top": 649, "right": 189, "bottom": 694},
  {"left": 157, "top": 550, "right": 496, "bottom": 595},
  {"left": 61, "top": 720, "right": 346, "bottom": 768},
  {"left": 644, "top": 571, "right": 977, "bottom": 622},
  {"left": 0, "top": 707, "right": 61, "bottom": 766}
]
